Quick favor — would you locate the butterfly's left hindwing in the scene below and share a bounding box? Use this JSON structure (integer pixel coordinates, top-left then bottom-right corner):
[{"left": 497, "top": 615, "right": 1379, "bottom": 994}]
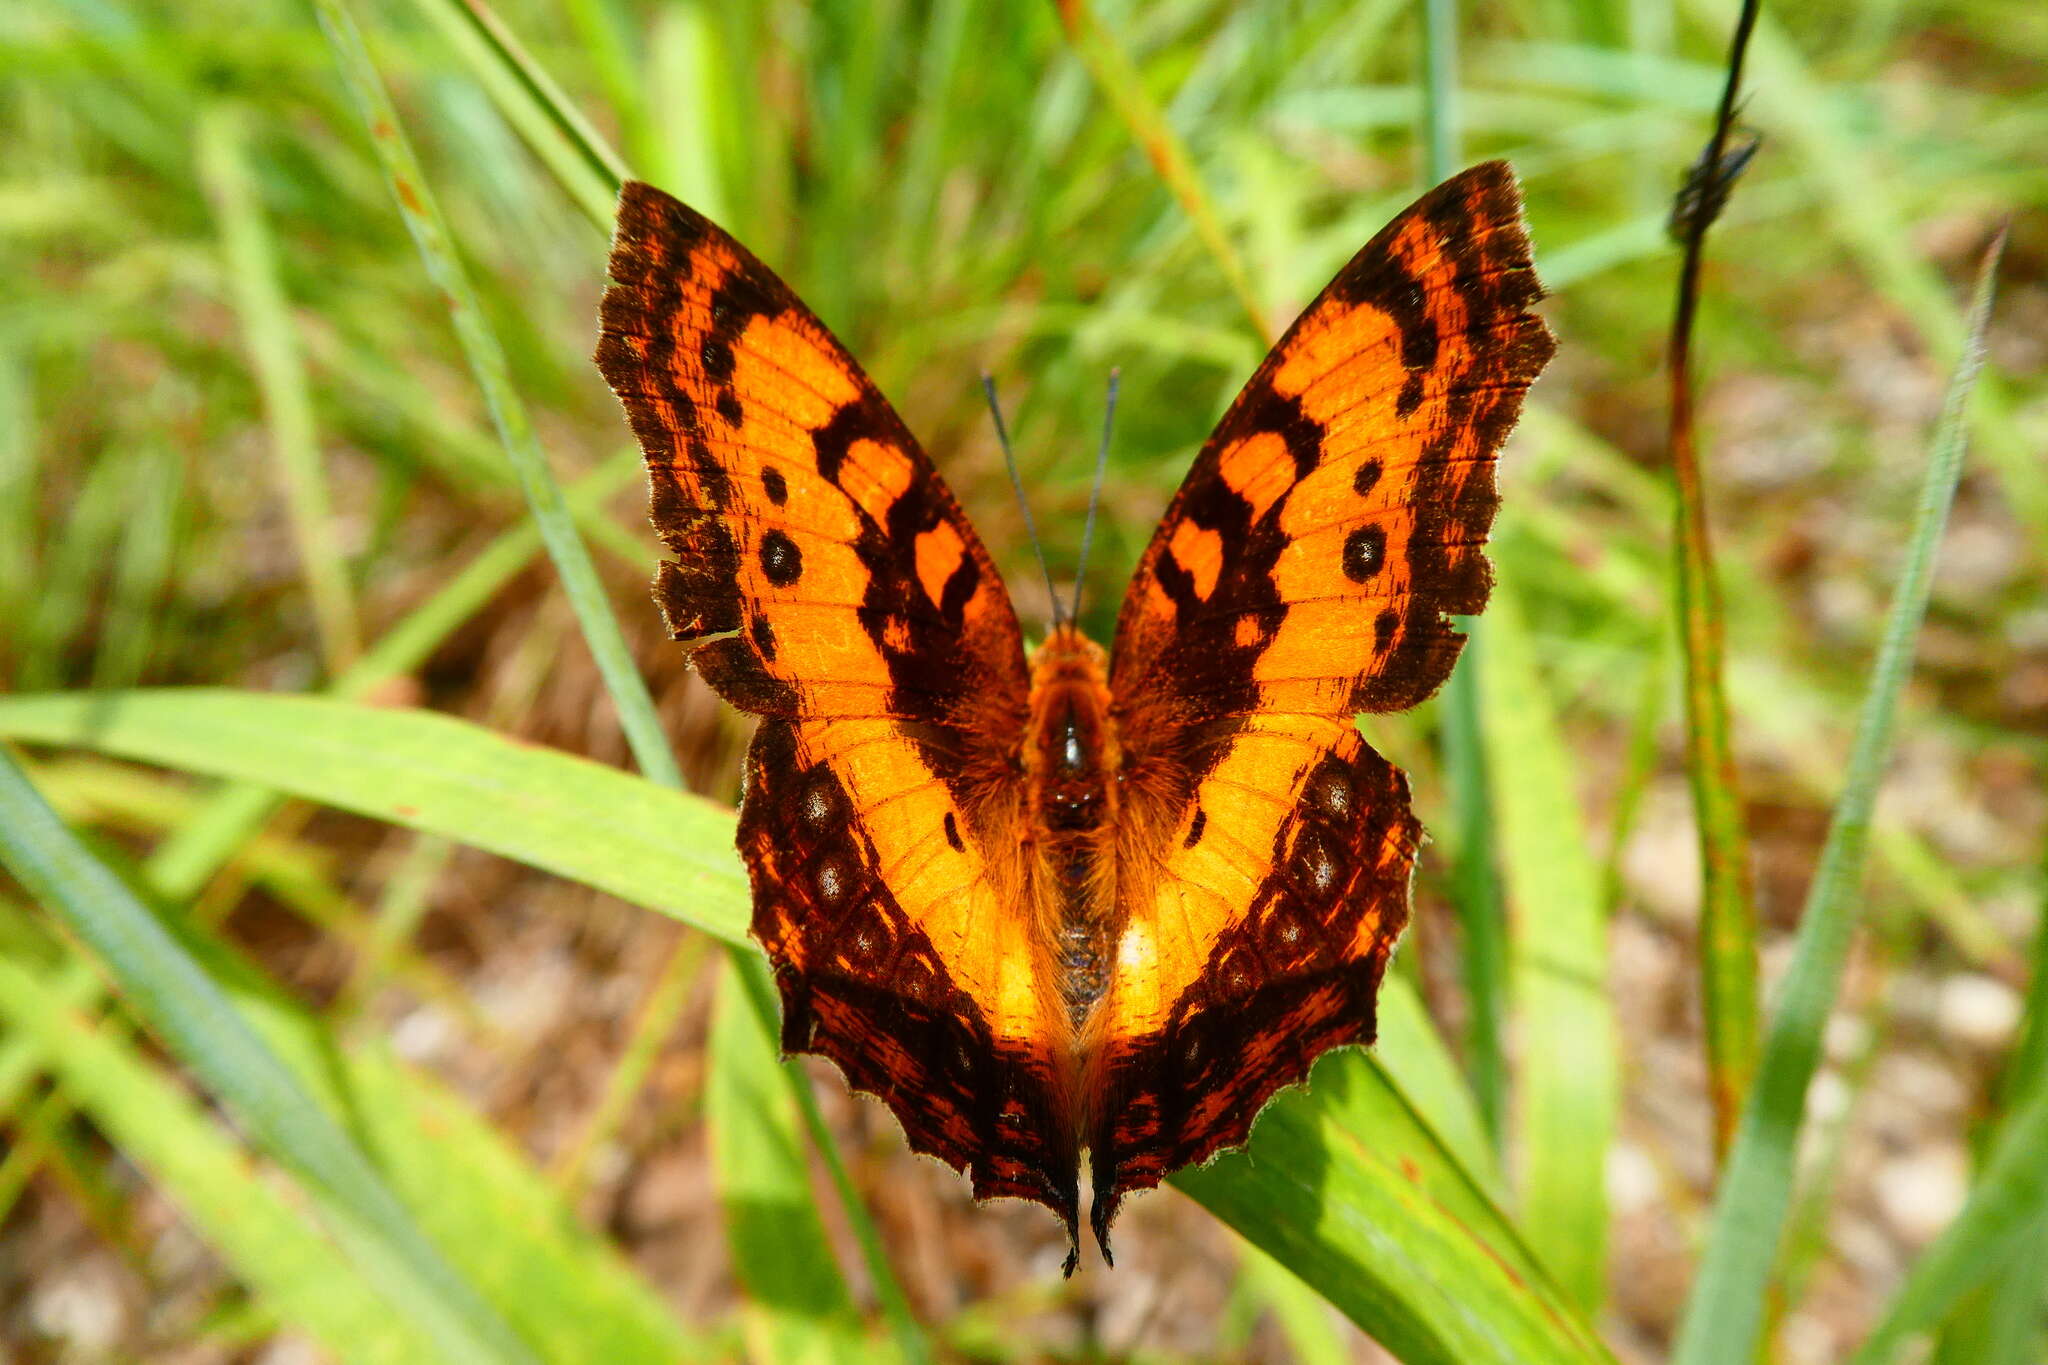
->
[{"left": 596, "top": 183, "right": 1081, "bottom": 1239}]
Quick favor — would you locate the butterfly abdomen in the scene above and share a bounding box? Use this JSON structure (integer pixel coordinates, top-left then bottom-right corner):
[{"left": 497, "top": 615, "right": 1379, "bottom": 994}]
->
[{"left": 1022, "top": 627, "right": 1124, "bottom": 1031}]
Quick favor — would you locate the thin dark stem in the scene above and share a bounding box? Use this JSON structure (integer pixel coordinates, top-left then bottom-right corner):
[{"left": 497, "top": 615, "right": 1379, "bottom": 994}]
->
[
  {"left": 1670, "top": 0, "right": 1761, "bottom": 360},
  {"left": 1667, "top": 0, "right": 1763, "bottom": 1161}
]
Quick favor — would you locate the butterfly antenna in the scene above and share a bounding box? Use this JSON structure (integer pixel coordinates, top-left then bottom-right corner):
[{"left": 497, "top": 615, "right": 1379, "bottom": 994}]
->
[
  {"left": 981, "top": 373, "right": 1064, "bottom": 628},
  {"left": 1067, "top": 368, "right": 1119, "bottom": 627}
]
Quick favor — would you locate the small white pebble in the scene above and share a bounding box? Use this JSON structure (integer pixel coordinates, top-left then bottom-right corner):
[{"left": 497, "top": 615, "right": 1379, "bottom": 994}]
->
[
  {"left": 1875, "top": 1146, "right": 1970, "bottom": 1246},
  {"left": 1606, "top": 1143, "right": 1661, "bottom": 1215},
  {"left": 390, "top": 1003, "right": 456, "bottom": 1062},
  {"left": 1778, "top": 1311, "right": 1839, "bottom": 1365},
  {"left": 27, "top": 1257, "right": 126, "bottom": 1349},
  {"left": 1824, "top": 1012, "right": 1871, "bottom": 1064},
  {"left": 1619, "top": 781, "right": 1701, "bottom": 927},
  {"left": 1937, "top": 973, "right": 2023, "bottom": 1051},
  {"left": 253, "top": 1336, "right": 328, "bottom": 1365},
  {"left": 1876, "top": 1053, "right": 1970, "bottom": 1119},
  {"left": 1806, "top": 1069, "right": 1851, "bottom": 1127}
]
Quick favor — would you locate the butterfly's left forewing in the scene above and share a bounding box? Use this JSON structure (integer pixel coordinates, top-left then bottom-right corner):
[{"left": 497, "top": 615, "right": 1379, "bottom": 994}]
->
[
  {"left": 596, "top": 183, "right": 1081, "bottom": 1238},
  {"left": 1093, "top": 163, "right": 1555, "bottom": 1245}
]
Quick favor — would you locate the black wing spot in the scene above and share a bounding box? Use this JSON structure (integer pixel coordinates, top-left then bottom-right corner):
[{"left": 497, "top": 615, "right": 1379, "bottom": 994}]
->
[
  {"left": 1396, "top": 371, "right": 1426, "bottom": 418},
  {"left": 1343, "top": 525, "right": 1386, "bottom": 583},
  {"left": 1373, "top": 609, "right": 1400, "bottom": 655},
  {"left": 759, "top": 529, "right": 804, "bottom": 586},
  {"left": 717, "top": 390, "right": 744, "bottom": 426},
  {"left": 750, "top": 615, "right": 778, "bottom": 662},
  {"left": 944, "top": 811, "right": 965, "bottom": 852},
  {"left": 1353, "top": 458, "right": 1382, "bottom": 496},
  {"left": 1184, "top": 808, "right": 1208, "bottom": 849},
  {"left": 700, "top": 338, "right": 735, "bottom": 382},
  {"left": 761, "top": 466, "right": 788, "bottom": 505}
]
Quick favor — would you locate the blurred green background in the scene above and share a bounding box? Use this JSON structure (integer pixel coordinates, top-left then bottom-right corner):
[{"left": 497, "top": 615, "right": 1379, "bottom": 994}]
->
[{"left": 1, "top": 0, "right": 2044, "bottom": 1362}]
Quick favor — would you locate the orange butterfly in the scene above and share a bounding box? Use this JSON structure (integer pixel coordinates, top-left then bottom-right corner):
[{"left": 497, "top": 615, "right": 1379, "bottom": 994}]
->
[{"left": 595, "top": 164, "right": 1553, "bottom": 1272}]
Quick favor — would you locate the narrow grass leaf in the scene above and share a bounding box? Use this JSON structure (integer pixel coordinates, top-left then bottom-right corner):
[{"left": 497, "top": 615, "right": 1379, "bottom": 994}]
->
[
  {"left": 1882, "top": 868, "right": 2048, "bottom": 1365},
  {"left": 706, "top": 957, "right": 866, "bottom": 1362},
  {"left": 412, "top": 0, "right": 621, "bottom": 232},
  {"left": 0, "top": 952, "right": 441, "bottom": 1365},
  {"left": 1929, "top": 876, "right": 2048, "bottom": 1365},
  {"left": 1477, "top": 579, "right": 1617, "bottom": 1311},
  {"left": 1175, "top": 1049, "right": 1615, "bottom": 1364},
  {"left": 199, "top": 939, "right": 709, "bottom": 1365},
  {"left": 196, "top": 102, "right": 361, "bottom": 676},
  {"left": 1375, "top": 972, "right": 1503, "bottom": 1193},
  {"left": 1849, "top": 1082, "right": 2048, "bottom": 1362},
  {"left": 551, "top": 927, "right": 710, "bottom": 1196},
  {"left": 1054, "top": 0, "right": 1270, "bottom": 341},
  {"left": 1236, "top": 1240, "right": 1351, "bottom": 1365},
  {"left": 0, "top": 690, "right": 751, "bottom": 943},
  {"left": 0, "top": 441, "right": 639, "bottom": 1121},
  {"left": 311, "top": 0, "right": 676, "bottom": 792},
  {"left": 0, "top": 749, "right": 540, "bottom": 1365},
  {"left": 1669, "top": 227, "right": 2007, "bottom": 1365}
]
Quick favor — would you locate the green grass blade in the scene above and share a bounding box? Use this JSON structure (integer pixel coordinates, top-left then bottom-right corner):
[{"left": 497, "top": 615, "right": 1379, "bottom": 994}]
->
[
  {"left": 0, "top": 749, "right": 541, "bottom": 1365},
  {"left": 196, "top": 101, "right": 361, "bottom": 676},
  {"left": 1420, "top": 0, "right": 1459, "bottom": 184},
  {"left": 550, "top": 926, "right": 709, "bottom": 1196},
  {"left": 0, "top": 687, "right": 1601, "bottom": 1357},
  {"left": 0, "top": 690, "right": 751, "bottom": 942},
  {"left": 1, "top": 906, "right": 713, "bottom": 1365},
  {"left": 1889, "top": 869, "right": 2048, "bottom": 1365},
  {"left": 1376, "top": 971, "right": 1503, "bottom": 1194},
  {"left": 644, "top": 2, "right": 734, "bottom": 221},
  {"left": 1849, "top": 1075, "right": 2048, "bottom": 1362},
  {"left": 0, "top": 451, "right": 640, "bottom": 1120},
  {"left": 412, "top": 0, "right": 622, "bottom": 232},
  {"left": 195, "top": 928, "right": 709, "bottom": 1365},
  {"left": 1176, "top": 1051, "right": 1615, "bottom": 1364},
  {"left": 1929, "top": 881, "right": 2048, "bottom": 1365},
  {"left": 1236, "top": 1240, "right": 1351, "bottom": 1365},
  {"left": 1668, "top": 226, "right": 2007, "bottom": 1365},
  {"left": 1477, "top": 579, "right": 1617, "bottom": 1312},
  {"left": 705, "top": 957, "right": 863, "bottom": 1359},
  {"left": 1055, "top": 0, "right": 1269, "bottom": 341},
  {"left": 310, "top": 0, "right": 678, "bottom": 793},
  {"left": 0, "top": 951, "right": 443, "bottom": 1365},
  {"left": 0, "top": 348, "right": 32, "bottom": 672}
]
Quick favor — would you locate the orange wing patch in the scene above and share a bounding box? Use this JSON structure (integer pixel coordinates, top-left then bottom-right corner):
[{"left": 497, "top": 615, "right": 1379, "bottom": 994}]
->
[
  {"left": 1094, "top": 162, "right": 1553, "bottom": 1243},
  {"left": 595, "top": 183, "right": 1083, "bottom": 1238}
]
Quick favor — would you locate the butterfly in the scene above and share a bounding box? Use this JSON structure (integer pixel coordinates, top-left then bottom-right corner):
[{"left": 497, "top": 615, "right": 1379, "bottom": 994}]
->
[{"left": 594, "top": 163, "right": 1553, "bottom": 1273}]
